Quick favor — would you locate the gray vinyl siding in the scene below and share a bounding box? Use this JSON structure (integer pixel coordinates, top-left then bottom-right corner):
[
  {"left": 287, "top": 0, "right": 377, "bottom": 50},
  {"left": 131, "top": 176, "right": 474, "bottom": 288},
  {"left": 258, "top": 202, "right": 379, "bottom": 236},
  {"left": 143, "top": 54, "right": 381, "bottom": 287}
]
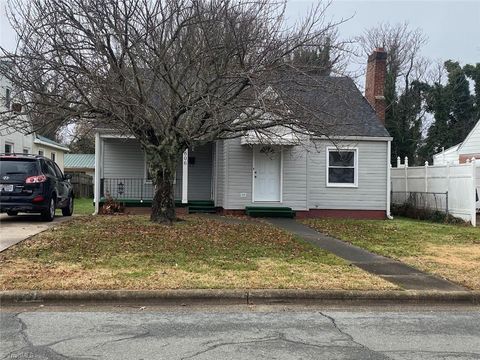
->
[
  {"left": 221, "top": 138, "right": 387, "bottom": 211},
  {"left": 188, "top": 143, "right": 213, "bottom": 200},
  {"left": 223, "top": 138, "right": 309, "bottom": 210},
  {"left": 224, "top": 138, "right": 253, "bottom": 208},
  {"left": 102, "top": 138, "right": 213, "bottom": 200},
  {"left": 103, "top": 138, "right": 145, "bottom": 178},
  {"left": 308, "top": 140, "right": 388, "bottom": 210},
  {"left": 215, "top": 141, "right": 225, "bottom": 207}
]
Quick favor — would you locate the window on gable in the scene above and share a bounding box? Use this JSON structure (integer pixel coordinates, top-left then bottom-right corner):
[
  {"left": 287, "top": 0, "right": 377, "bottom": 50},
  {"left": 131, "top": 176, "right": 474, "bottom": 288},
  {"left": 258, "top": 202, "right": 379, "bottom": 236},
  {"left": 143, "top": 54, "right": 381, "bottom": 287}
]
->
[{"left": 327, "top": 148, "right": 357, "bottom": 187}]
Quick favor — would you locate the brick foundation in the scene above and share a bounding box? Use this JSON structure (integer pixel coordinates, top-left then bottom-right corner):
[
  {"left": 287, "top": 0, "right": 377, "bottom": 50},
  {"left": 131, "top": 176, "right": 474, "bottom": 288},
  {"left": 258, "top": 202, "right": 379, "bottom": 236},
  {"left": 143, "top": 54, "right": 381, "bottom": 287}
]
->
[
  {"left": 295, "top": 209, "right": 387, "bottom": 220},
  {"left": 115, "top": 206, "right": 386, "bottom": 220},
  {"left": 220, "top": 208, "right": 386, "bottom": 219}
]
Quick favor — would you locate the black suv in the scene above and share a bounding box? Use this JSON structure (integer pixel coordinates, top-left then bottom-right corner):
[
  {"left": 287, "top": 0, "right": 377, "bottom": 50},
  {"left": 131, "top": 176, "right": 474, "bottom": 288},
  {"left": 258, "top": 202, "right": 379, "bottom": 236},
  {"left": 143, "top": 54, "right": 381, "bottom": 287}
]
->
[{"left": 0, "top": 154, "right": 74, "bottom": 221}]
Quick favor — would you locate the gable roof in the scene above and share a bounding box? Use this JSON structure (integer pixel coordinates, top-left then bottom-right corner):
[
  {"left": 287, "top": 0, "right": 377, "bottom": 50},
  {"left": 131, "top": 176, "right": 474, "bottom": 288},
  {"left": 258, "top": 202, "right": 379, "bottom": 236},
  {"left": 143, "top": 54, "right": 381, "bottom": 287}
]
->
[
  {"left": 34, "top": 134, "right": 70, "bottom": 152},
  {"left": 64, "top": 153, "right": 95, "bottom": 169},
  {"left": 458, "top": 119, "right": 480, "bottom": 153},
  {"left": 95, "top": 74, "right": 390, "bottom": 139},
  {"left": 272, "top": 75, "right": 390, "bottom": 138}
]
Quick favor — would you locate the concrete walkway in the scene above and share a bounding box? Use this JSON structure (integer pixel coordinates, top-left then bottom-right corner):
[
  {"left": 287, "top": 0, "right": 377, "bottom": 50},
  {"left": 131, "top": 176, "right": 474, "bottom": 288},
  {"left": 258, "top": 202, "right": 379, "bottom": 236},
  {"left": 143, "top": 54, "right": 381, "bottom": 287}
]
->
[
  {"left": 267, "top": 218, "right": 465, "bottom": 291},
  {"left": 0, "top": 214, "right": 71, "bottom": 252}
]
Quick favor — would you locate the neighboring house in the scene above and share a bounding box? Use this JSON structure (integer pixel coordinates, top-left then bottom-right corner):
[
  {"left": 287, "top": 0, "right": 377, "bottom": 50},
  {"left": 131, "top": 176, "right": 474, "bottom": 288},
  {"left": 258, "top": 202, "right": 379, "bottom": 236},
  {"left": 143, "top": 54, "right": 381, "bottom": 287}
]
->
[
  {"left": 32, "top": 134, "right": 70, "bottom": 171},
  {"left": 64, "top": 153, "right": 95, "bottom": 177},
  {"left": 433, "top": 120, "right": 480, "bottom": 165},
  {"left": 0, "top": 66, "right": 69, "bottom": 171},
  {"left": 94, "top": 48, "right": 392, "bottom": 219}
]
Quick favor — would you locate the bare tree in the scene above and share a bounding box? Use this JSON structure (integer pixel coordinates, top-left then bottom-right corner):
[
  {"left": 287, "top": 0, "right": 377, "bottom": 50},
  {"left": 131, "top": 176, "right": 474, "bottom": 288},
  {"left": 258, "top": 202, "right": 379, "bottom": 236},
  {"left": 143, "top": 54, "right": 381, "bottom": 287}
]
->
[
  {"left": 357, "top": 22, "right": 428, "bottom": 90},
  {"left": 357, "top": 22, "right": 429, "bottom": 164},
  {"left": 1, "top": 0, "right": 345, "bottom": 223}
]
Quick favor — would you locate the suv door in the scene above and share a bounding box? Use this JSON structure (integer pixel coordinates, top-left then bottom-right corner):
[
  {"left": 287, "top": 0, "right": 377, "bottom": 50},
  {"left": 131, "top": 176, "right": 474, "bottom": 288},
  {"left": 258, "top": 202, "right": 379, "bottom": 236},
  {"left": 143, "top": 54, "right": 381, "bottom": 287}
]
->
[
  {"left": 52, "top": 162, "right": 71, "bottom": 207},
  {"left": 41, "top": 159, "right": 62, "bottom": 205}
]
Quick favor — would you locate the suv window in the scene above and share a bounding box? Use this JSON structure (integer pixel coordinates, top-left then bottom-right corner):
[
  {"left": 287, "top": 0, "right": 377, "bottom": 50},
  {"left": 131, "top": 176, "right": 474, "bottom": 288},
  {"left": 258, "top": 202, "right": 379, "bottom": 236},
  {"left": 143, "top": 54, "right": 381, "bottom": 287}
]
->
[
  {"left": 41, "top": 160, "right": 57, "bottom": 177},
  {"left": 53, "top": 162, "right": 64, "bottom": 179},
  {"left": 0, "top": 159, "right": 38, "bottom": 177}
]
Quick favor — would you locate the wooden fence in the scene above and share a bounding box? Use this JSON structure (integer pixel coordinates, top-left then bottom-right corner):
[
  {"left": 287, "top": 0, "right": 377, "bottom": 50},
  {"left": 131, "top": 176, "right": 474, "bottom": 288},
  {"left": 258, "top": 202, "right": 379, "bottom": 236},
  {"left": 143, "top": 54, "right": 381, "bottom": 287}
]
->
[{"left": 66, "top": 172, "right": 94, "bottom": 198}]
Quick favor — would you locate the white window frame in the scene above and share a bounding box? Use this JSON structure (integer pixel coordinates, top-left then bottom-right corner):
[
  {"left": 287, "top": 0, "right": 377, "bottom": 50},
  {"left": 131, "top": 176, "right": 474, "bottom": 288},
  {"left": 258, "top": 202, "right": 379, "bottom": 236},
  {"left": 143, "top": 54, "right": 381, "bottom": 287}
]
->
[
  {"left": 38, "top": 149, "right": 45, "bottom": 156},
  {"left": 51, "top": 151, "right": 56, "bottom": 162},
  {"left": 326, "top": 146, "right": 359, "bottom": 188},
  {"left": 23, "top": 148, "right": 30, "bottom": 154}
]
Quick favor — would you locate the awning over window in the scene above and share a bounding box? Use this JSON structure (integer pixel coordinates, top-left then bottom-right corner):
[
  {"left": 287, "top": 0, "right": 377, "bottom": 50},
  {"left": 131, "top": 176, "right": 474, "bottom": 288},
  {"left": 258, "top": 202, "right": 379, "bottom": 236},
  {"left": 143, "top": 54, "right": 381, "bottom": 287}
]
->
[{"left": 240, "top": 126, "right": 302, "bottom": 146}]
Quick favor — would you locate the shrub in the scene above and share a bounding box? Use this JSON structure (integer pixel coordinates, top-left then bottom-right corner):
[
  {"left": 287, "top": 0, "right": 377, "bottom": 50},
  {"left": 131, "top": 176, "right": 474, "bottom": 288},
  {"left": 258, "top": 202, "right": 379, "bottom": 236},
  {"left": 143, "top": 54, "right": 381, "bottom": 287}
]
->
[
  {"left": 391, "top": 203, "right": 466, "bottom": 225},
  {"left": 100, "top": 194, "right": 125, "bottom": 215}
]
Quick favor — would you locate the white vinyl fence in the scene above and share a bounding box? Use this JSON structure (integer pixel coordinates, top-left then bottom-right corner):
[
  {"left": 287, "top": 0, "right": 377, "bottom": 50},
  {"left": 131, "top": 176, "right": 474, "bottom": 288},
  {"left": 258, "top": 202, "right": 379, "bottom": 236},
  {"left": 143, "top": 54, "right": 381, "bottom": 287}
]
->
[{"left": 391, "top": 157, "right": 479, "bottom": 226}]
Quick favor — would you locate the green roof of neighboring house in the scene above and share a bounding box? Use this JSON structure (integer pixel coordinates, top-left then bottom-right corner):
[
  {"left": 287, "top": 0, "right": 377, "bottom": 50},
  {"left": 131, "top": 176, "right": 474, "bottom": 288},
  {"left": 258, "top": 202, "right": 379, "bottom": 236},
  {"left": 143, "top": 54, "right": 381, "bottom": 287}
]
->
[
  {"left": 34, "top": 134, "right": 70, "bottom": 151},
  {"left": 64, "top": 153, "right": 95, "bottom": 169}
]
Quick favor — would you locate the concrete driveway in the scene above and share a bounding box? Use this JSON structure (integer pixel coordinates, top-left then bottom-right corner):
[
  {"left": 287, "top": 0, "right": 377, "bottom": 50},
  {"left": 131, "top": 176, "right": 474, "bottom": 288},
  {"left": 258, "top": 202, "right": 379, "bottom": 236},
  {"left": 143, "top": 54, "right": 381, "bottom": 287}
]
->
[{"left": 0, "top": 214, "right": 72, "bottom": 252}]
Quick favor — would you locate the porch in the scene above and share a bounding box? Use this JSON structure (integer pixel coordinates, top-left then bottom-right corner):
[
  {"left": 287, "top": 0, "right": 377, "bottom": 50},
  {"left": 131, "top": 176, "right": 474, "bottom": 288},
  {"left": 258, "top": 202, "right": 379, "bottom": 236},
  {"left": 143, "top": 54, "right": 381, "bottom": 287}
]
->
[{"left": 94, "top": 135, "right": 215, "bottom": 213}]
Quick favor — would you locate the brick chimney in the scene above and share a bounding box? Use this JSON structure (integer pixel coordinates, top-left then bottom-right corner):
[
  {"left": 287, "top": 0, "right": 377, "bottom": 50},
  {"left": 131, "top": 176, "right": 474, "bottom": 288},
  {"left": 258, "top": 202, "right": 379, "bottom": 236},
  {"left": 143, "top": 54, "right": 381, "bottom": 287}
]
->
[{"left": 365, "top": 47, "right": 387, "bottom": 124}]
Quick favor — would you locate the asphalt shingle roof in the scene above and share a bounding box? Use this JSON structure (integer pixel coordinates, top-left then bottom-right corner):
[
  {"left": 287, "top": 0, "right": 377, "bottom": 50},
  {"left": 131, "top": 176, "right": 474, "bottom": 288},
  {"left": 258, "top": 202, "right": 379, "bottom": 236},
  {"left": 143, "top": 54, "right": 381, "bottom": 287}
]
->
[
  {"left": 64, "top": 153, "right": 95, "bottom": 169},
  {"left": 273, "top": 75, "right": 390, "bottom": 138}
]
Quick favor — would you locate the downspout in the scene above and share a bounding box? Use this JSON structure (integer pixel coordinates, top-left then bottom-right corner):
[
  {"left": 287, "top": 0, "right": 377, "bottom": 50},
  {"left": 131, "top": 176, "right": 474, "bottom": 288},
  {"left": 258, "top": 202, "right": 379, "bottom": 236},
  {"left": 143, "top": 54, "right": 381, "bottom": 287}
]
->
[
  {"left": 94, "top": 132, "right": 101, "bottom": 215},
  {"left": 386, "top": 139, "right": 393, "bottom": 219}
]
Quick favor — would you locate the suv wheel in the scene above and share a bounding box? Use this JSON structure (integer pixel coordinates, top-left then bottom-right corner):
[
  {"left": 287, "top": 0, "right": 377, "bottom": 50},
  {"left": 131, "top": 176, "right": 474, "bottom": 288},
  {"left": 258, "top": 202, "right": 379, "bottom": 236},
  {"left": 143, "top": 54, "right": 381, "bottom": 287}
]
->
[
  {"left": 62, "top": 196, "right": 74, "bottom": 216},
  {"left": 41, "top": 197, "right": 55, "bottom": 222},
  {"left": 6, "top": 211, "right": 18, "bottom": 216}
]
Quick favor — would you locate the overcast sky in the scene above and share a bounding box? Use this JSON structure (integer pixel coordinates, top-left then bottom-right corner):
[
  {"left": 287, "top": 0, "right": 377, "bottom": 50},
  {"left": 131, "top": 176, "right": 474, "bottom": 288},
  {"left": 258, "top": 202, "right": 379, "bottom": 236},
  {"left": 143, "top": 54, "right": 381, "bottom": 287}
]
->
[{"left": 1, "top": 0, "right": 479, "bottom": 69}]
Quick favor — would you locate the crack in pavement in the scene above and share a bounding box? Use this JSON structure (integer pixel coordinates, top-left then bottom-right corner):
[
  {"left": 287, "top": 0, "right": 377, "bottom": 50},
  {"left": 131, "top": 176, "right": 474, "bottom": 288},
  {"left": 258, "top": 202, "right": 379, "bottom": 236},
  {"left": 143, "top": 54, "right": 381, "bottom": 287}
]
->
[
  {"left": 1, "top": 313, "right": 95, "bottom": 360},
  {"left": 318, "top": 311, "right": 391, "bottom": 359},
  {"left": 179, "top": 329, "right": 375, "bottom": 360}
]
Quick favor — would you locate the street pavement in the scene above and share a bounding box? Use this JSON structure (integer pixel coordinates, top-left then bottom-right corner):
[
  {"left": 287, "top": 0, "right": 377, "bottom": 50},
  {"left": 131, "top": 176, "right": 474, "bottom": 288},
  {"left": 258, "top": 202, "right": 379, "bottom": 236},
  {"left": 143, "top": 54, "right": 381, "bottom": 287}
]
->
[
  {"left": 1, "top": 304, "right": 479, "bottom": 359},
  {"left": 0, "top": 214, "right": 71, "bottom": 252}
]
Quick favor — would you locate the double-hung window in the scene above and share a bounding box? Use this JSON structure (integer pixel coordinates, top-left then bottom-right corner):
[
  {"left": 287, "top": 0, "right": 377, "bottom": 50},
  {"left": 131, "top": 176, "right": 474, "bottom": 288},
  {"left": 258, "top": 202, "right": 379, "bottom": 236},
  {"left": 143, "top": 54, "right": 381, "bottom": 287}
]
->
[{"left": 326, "top": 147, "right": 358, "bottom": 187}]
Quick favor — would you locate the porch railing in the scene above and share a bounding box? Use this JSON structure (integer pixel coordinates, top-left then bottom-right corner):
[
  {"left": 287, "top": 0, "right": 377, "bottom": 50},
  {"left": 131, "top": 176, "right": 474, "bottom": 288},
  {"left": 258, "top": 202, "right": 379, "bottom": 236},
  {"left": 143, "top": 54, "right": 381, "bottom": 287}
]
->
[{"left": 100, "top": 178, "right": 182, "bottom": 201}]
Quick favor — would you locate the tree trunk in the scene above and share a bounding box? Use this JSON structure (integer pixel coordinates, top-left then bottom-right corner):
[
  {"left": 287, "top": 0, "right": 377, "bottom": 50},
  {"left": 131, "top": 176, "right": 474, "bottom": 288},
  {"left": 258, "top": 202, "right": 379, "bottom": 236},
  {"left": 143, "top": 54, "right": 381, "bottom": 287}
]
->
[{"left": 148, "top": 155, "right": 178, "bottom": 224}]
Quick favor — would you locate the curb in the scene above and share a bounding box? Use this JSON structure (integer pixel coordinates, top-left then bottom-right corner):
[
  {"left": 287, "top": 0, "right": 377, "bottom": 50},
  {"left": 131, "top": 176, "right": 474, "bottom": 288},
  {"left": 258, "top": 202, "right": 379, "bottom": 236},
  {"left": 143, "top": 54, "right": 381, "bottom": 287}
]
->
[{"left": 1, "top": 290, "right": 479, "bottom": 306}]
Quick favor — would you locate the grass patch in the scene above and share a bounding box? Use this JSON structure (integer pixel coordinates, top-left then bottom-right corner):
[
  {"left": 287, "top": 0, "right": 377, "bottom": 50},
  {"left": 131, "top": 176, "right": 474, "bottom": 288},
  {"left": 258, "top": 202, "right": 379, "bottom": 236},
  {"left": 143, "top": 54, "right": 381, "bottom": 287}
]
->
[
  {"left": 0, "top": 215, "right": 395, "bottom": 290},
  {"left": 73, "top": 198, "right": 94, "bottom": 215},
  {"left": 302, "top": 217, "right": 480, "bottom": 289}
]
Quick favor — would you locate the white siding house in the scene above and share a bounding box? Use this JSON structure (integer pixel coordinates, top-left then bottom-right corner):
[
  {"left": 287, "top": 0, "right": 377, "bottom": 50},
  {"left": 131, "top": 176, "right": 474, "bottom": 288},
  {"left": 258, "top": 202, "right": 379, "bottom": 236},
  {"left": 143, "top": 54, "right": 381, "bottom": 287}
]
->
[
  {"left": 433, "top": 120, "right": 480, "bottom": 165},
  {"left": 1, "top": 70, "right": 69, "bottom": 170}
]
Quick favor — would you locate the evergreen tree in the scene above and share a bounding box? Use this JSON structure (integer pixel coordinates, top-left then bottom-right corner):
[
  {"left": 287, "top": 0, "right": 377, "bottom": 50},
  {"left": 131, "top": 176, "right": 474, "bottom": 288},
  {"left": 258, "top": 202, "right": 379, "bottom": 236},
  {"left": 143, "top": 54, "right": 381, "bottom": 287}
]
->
[{"left": 419, "top": 61, "right": 478, "bottom": 162}]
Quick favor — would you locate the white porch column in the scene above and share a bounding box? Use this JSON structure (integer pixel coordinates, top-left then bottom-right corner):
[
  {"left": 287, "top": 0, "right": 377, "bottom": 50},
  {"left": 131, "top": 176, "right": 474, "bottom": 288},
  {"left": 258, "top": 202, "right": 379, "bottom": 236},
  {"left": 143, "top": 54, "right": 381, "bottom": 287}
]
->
[
  {"left": 94, "top": 132, "right": 101, "bottom": 214},
  {"left": 182, "top": 148, "right": 188, "bottom": 204}
]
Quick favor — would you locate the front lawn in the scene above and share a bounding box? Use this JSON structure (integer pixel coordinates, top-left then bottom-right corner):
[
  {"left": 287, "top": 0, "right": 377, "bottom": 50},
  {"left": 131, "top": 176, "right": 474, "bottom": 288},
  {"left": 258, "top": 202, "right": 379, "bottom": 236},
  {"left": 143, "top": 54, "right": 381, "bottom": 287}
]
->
[
  {"left": 54, "top": 197, "right": 94, "bottom": 216},
  {"left": 0, "top": 215, "right": 395, "bottom": 290},
  {"left": 73, "top": 197, "right": 94, "bottom": 215},
  {"left": 302, "top": 217, "right": 480, "bottom": 290}
]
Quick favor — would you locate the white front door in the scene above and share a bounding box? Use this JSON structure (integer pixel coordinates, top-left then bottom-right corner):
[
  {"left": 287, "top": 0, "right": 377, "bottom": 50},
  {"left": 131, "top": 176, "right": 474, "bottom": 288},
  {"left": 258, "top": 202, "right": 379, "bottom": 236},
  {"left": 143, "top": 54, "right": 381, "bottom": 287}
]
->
[{"left": 253, "top": 146, "right": 281, "bottom": 202}]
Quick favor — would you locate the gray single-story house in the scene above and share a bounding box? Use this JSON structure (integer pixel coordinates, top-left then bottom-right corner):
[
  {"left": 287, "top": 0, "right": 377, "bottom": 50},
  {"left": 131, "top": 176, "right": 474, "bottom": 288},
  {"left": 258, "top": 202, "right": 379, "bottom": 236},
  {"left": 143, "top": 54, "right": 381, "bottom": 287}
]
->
[{"left": 94, "top": 49, "right": 392, "bottom": 219}]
